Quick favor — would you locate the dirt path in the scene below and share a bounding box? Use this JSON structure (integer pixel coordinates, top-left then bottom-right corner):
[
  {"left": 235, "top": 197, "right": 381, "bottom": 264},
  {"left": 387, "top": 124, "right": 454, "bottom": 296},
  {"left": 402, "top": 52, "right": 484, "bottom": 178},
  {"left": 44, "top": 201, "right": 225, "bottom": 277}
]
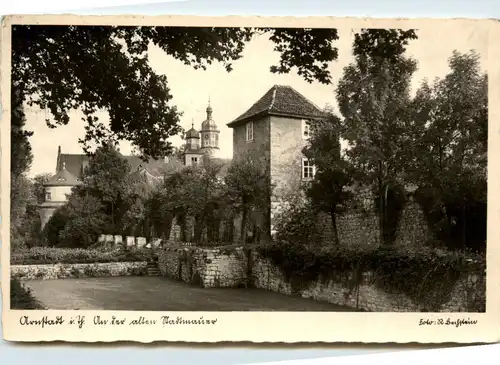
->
[{"left": 26, "top": 276, "right": 355, "bottom": 311}]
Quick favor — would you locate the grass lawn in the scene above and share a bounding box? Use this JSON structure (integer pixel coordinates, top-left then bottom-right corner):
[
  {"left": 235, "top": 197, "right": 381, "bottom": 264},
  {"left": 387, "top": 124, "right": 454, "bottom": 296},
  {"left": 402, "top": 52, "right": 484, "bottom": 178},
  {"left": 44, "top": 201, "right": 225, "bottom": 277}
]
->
[{"left": 24, "top": 276, "right": 356, "bottom": 311}]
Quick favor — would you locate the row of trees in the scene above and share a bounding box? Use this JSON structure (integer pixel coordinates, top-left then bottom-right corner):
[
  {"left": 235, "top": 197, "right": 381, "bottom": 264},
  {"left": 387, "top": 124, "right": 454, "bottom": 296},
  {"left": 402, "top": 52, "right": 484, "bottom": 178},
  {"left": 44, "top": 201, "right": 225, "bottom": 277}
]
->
[
  {"left": 299, "top": 47, "right": 487, "bottom": 252},
  {"left": 40, "top": 144, "right": 268, "bottom": 248}
]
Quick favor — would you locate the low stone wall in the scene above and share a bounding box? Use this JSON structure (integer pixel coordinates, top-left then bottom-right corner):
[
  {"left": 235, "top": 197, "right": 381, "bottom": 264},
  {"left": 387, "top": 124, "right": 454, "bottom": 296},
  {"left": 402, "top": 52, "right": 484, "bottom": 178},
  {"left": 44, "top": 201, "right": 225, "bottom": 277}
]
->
[
  {"left": 11, "top": 261, "right": 148, "bottom": 281},
  {"left": 157, "top": 247, "right": 485, "bottom": 312}
]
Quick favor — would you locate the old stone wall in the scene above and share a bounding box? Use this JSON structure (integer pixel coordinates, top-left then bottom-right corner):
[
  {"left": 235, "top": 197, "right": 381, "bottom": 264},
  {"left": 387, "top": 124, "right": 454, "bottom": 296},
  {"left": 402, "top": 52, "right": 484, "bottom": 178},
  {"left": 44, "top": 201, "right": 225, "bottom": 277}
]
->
[
  {"left": 157, "top": 246, "right": 247, "bottom": 288},
  {"left": 11, "top": 261, "right": 148, "bottom": 281},
  {"left": 394, "top": 196, "right": 434, "bottom": 247},
  {"left": 157, "top": 247, "right": 485, "bottom": 312},
  {"left": 276, "top": 185, "right": 432, "bottom": 248}
]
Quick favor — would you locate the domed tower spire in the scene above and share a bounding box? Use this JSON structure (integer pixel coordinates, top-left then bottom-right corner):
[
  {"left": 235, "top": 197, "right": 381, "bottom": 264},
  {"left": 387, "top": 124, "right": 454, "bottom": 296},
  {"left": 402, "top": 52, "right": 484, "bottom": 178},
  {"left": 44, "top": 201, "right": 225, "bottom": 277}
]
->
[
  {"left": 200, "top": 96, "right": 220, "bottom": 156},
  {"left": 206, "top": 95, "right": 213, "bottom": 120},
  {"left": 185, "top": 119, "right": 200, "bottom": 151}
]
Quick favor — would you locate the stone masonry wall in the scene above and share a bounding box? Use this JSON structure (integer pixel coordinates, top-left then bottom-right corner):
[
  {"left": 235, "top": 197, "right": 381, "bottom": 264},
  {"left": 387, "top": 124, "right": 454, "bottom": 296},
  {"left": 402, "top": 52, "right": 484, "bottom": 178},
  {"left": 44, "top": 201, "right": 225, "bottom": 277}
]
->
[
  {"left": 394, "top": 195, "right": 434, "bottom": 247},
  {"left": 157, "top": 246, "right": 247, "bottom": 288},
  {"left": 157, "top": 247, "right": 485, "bottom": 312},
  {"left": 275, "top": 184, "right": 432, "bottom": 248},
  {"left": 11, "top": 261, "right": 148, "bottom": 281}
]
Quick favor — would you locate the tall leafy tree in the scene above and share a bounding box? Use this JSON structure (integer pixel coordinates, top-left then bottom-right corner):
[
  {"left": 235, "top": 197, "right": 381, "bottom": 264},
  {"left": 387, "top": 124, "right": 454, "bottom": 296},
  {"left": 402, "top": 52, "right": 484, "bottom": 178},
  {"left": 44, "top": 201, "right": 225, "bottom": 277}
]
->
[
  {"left": 58, "top": 194, "right": 111, "bottom": 248},
  {"left": 81, "top": 142, "right": 131, "bottom": 231},
  {"left": 336, "top": 29, "right": 418, "bottom": 245},
  {"left": 410, "top": 51, "right": 487, "bottom": 251},
  {"left": 121, "top": 175, "right": 155, "bottom": 238},
  {"left": 10, "top": 174, "right": 33, "bottom": 250},
  {"left": 224, "top": 148, "right": 271, "bottom": 242},
  {"left": 10, "top": 88, "right": 34, "bottom": 249},
  {"left": 302, "top": 113, "right": 355, "bottom": 246},
  {"left": 153, "top": 156, "right": 225, "bottom": 243}
]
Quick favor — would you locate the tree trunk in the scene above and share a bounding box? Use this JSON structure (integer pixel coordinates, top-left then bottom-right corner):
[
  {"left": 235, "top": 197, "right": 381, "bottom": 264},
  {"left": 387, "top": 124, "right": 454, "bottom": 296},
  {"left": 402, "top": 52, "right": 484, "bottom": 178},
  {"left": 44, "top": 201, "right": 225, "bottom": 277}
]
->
[
  {"left": 462, "top": 204, "right": 467, "bottom": 250},
  {"left": 330, "top": 209, "right": 340, "bottom": 246},
  {"left": 378, "top": 178, "right": 385, "bottom": 246},
  {"left": 241, "top": 208, "right": 248, "bottom": 243},
  {"left": 111, "top": 201, "right": 115, "bottom": 233}
]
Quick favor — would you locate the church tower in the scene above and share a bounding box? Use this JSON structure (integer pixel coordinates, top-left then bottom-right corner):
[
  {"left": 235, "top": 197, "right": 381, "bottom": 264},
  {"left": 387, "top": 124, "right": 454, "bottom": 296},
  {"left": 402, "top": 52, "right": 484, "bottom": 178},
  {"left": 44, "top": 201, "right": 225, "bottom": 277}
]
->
[
  {"left": 200, "top": 98, "right": 220, "bottom": 156},
  {"left": 182, "top": 121, "right": 203, "bottom": 166}
]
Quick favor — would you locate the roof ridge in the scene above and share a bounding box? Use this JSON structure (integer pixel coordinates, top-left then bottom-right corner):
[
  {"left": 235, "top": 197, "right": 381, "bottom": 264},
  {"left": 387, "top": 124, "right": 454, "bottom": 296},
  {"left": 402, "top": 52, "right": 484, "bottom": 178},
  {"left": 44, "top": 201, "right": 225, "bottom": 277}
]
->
[
  {"left": 268, "top": 85, "right": 278, "bottom": 111},
  {"left": 227, "top": 84, "right": 326, "bottom": 127}
]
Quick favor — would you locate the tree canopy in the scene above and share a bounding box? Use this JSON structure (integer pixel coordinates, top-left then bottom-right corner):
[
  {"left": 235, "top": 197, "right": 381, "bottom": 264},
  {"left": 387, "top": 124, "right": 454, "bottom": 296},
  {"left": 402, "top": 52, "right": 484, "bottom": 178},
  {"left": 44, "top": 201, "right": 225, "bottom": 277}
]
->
[
  {"left": 12, "top": 26, "right": 416, "bottom": 167},
  {"left": 409, "top": 51, "right": 487, "bottom": 251}
]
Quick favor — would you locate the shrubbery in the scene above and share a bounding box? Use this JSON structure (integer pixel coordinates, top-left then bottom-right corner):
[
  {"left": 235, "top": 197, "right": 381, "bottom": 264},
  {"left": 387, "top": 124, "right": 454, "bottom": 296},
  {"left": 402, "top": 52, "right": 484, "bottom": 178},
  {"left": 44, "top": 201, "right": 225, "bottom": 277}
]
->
[
  {"left": 10, "top": 278, "right": 45, "bottom": 309},
  {"left": 11, "top": 246, "right": 154, "bottom": 265},
  {"left": 255, "top": 239, "right": 486, "bottom": 312}
]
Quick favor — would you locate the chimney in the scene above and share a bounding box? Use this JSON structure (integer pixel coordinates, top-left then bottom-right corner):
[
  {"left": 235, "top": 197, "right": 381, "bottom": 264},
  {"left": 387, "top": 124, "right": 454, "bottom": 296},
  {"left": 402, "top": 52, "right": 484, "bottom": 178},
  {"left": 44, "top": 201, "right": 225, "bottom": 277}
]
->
[{"left": 56, "top": 146, "right": 62, "bottom": 172}]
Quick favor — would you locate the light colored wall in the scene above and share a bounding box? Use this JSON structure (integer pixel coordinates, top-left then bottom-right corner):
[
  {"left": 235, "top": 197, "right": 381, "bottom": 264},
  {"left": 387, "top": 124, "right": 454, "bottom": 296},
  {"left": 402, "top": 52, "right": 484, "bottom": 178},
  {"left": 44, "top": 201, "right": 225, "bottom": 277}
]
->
[
  {"left": 232, "top": 117, "right": 270, "bottom": 160},
  {"left": 39, "top": 185, "right": 74, "bottom": 229},
  {"left": 184, "top": 153, "right": 203, "bottom": 167},
  {"left": 269, "top": 115, "right": 307, "bottom": 200},
  {"left": 231, "top": 117, "right": 272, "bottom": 241},
  {"left": 44, "top": 185, "right": 73, "bottom": 202}
]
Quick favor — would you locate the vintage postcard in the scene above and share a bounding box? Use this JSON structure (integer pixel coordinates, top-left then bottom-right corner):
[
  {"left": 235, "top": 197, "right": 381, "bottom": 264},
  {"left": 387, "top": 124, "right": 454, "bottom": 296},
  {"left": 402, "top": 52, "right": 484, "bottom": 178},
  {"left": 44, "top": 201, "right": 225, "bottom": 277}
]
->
[{"left": 1, "top": 14, "right": 499, "bottom": 344}]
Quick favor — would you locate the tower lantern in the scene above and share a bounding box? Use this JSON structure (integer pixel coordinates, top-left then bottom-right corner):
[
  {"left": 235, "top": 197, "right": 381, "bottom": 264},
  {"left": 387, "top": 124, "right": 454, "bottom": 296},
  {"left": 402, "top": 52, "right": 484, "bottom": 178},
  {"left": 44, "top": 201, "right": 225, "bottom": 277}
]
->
[{"left": 200, "top": 97, "right": 220, "bottom": 156}]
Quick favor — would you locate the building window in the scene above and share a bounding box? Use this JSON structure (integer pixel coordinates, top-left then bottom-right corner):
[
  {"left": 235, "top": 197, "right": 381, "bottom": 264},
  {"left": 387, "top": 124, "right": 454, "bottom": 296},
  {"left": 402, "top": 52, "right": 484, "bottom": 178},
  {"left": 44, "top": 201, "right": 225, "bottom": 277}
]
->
[
  {"left": 45, "top": 192, "right": 52, "bottom": 201},
  {"left": 302, "top": 158, "right": 316, "bottom": 179},
  {"left": 302, "top": 119, "right": 311, "bottom": 139},
  {"left": 246, "top": 121, "right": 254, "bottom": 142},
  {"left": 192, "top": 157, "right": 198, "bottom": 165}
]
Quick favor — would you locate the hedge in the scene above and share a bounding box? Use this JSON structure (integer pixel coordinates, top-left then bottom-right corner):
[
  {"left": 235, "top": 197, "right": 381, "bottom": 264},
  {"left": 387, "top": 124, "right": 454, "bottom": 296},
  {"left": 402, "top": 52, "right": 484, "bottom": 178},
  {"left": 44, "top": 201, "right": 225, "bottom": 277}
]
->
[
  {"left": 255, "top": 240, "right": 486, "bottom": 312},
  {"left": 10, "top": 278, "right": 45, "bottom": 309},
  {"left": 11, "top": 247, "right": 155, "bottom": 265}
]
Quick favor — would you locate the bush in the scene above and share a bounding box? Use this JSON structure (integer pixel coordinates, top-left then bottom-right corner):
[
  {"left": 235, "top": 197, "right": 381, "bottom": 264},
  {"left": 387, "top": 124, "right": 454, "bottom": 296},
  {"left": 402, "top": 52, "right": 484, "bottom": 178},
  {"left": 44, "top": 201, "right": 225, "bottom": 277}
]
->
[
  {"left": 10, "top": 278, "right": 45, "bottom": 309},
  {"left": 11, "top": 246, "right": 154, "bottom": 265},
  {"left": 272, "top": 201, "right": 324, "bottom": 247},
  {"left": 255, "top": 240, "right": 486, "bottom": 311}
]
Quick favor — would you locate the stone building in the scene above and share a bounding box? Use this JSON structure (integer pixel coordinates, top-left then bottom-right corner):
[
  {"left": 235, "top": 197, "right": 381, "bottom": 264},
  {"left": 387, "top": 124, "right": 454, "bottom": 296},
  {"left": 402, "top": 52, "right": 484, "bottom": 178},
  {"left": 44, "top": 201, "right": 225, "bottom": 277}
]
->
[
  {"left": 39, "top": 162, "right": 83, "bottom": 229},
  {"left": 181, "top": 100, "right": 221, "bottom": 166},
  {"left": 226, "top": 84, "right": 433, "bottom": 247},
  {"left": 227, "top": 84, "right": 326, "bottom": 239}
]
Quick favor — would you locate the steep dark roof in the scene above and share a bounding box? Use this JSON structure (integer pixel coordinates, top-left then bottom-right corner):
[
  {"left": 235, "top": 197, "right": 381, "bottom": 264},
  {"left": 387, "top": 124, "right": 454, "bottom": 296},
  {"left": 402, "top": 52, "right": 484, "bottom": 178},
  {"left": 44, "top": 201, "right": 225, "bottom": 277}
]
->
[
  {"left": 57, "top": 153, "right": 167, "bottom": 180},
  {"left": 227, "top": 85, "right": 326, "bottom": 127},
  {"left": 57, "top": 154, "right": 88, "bottom": 180},
  {"left": 186, "top": 126, "right": 200, "bottom": 139},
  {"left": 45, "top": 164, "right": 82, "bottom": 187},
  {"left": 183, "top": 147, "right": 205, "bottom": 155}
]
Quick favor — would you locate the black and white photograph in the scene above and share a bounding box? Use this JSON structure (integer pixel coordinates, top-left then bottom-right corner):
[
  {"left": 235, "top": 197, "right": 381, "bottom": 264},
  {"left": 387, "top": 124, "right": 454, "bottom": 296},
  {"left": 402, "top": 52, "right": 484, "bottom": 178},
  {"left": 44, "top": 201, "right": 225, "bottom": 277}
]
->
[{"left": 1, "top": 15, "right": 496, "bottom": 343}]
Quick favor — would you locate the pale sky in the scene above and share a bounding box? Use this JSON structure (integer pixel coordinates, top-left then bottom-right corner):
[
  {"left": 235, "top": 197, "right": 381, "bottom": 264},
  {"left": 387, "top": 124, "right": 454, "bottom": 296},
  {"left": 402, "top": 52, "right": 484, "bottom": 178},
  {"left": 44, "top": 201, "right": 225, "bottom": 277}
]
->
[{"left": 24, "top": 23, "right": 488, "bottom": 177}]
